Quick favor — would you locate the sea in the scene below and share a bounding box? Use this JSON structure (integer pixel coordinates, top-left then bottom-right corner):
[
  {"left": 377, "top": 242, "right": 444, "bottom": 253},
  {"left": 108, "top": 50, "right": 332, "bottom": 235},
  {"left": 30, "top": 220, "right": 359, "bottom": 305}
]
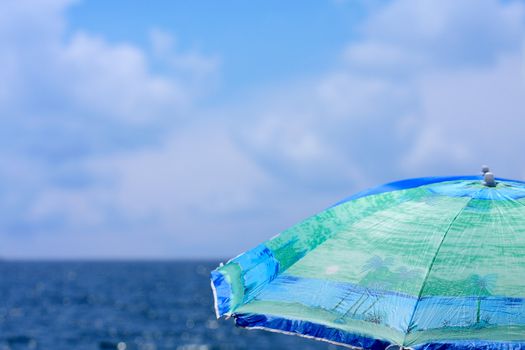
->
[{"left": 0, "top": 261, "right": 334, "bottom": 350}]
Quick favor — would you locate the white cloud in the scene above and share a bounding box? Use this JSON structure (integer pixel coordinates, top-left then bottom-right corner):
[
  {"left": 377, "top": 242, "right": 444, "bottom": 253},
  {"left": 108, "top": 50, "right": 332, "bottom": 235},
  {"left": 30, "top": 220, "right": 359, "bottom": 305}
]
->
[
  {"left": 404, "top": 54, "right": 525, "bottom": 175},
  {"left": 6, "top": 123, "right": 275, "bottom": 258},
  {"left": 0, "top": 2, "right": 215, "bottom": 125},
  {"left": 92, "top": 124, "right": 272, "bottom": 219},
  {"left": 150, "top": 28, "right": 220, "bottom": 78},
  {"left": 235, "top": 0, "right": 525, "bottom": 190},
  {"left": 0, "top": 0, "right": 222, "bottom": 257},
  {"left": 60, "top": 32, "right": 189, "bottom": 123},
  {"left": 359, "top": 0, "right": 525, "bottom": 67},
  {"left": 344, "top": 42, "right": 426, "bottom": 72},
  {"left": 1, "top": 0, "right": 525, "bottom": 258}
]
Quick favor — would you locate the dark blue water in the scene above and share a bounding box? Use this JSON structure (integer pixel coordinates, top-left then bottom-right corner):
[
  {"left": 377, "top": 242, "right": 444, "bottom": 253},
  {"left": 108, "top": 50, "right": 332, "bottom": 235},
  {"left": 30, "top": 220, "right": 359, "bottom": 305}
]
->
[{"left": 0, "top": 261, "right": 333, "bottom": 350}]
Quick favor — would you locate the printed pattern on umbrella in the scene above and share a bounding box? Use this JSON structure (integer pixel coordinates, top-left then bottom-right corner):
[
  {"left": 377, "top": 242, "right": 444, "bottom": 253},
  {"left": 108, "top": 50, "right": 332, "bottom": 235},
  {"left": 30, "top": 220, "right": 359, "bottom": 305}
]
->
[{"left": 211, "top": 176, "right": 525, "bottom": 350}]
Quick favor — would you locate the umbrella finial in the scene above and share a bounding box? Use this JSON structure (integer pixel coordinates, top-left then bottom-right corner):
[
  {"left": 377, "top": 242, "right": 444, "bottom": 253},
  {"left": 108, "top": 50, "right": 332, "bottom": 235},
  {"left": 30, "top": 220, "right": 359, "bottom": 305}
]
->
[
  {"left": 481, "top": 165, "right": 490, "bottom": 174},
  {"left": 484, "top": 171, "right": 496, "bottom": 187}
]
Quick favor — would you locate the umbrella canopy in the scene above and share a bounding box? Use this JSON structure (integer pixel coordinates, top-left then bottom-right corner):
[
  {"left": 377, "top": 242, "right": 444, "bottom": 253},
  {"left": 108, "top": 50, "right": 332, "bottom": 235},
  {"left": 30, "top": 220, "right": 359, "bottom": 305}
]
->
[{"left": 210, "top": 174, "right": 525, "bottom": 350}]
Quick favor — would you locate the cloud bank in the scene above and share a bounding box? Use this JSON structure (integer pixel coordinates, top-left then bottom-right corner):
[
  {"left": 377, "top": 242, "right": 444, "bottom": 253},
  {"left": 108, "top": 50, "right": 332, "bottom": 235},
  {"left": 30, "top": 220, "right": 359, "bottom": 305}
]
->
[{"left": 1, "top": 0, "right": 524, "bottom": 258}]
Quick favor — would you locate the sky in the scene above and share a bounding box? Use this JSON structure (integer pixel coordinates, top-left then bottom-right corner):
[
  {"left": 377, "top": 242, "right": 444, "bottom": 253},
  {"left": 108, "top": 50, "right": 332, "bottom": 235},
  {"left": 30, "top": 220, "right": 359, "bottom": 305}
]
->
[{"left": 1, "top": 0, "right": 524, "bottom": 259}]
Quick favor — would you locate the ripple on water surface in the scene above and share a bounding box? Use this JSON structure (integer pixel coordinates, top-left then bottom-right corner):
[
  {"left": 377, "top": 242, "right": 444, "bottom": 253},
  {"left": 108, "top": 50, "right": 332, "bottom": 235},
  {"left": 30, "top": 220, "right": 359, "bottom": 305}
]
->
[{"left": 0, "top": 261, "right": 334, "bottom": 350}]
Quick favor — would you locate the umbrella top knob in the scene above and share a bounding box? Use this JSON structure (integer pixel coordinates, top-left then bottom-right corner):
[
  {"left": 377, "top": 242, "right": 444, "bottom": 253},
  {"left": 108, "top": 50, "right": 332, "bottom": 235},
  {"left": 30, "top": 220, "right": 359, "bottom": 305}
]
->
[
  {"left": 484, "top": 171, "right": 496, "bottom": 187},
  {"left": 481, "top": 165, "right": 490, "bottom": 174}
]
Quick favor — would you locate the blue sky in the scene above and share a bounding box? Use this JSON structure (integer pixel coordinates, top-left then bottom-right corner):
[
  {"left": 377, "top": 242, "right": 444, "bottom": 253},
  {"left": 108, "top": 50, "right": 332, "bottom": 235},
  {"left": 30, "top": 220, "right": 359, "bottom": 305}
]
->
[
  {"left": 1, "top": 0, "right": 525, "bottom": 259},
  {"left": 68, "top": 1, "right": 363, "bottom": 97}
]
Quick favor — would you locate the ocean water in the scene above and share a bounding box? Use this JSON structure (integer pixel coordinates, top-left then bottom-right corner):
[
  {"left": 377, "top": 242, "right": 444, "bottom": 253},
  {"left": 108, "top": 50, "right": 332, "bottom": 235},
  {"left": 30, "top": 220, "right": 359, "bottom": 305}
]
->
[{"left": 0, "top": 261, "right": 334, "bottom": 350}]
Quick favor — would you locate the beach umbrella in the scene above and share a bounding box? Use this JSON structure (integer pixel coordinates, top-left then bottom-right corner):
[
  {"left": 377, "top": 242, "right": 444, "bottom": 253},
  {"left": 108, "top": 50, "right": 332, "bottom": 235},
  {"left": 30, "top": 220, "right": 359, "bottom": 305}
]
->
[{"left": 210, "top": 168, "right": 525, "bottom": 350}]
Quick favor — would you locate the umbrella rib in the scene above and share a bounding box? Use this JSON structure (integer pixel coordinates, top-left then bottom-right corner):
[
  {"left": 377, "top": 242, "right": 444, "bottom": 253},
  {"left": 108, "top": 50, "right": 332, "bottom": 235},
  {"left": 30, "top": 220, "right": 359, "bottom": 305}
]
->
[{"left": 401, "top": 194, "right": 476, "bottom": 347}]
